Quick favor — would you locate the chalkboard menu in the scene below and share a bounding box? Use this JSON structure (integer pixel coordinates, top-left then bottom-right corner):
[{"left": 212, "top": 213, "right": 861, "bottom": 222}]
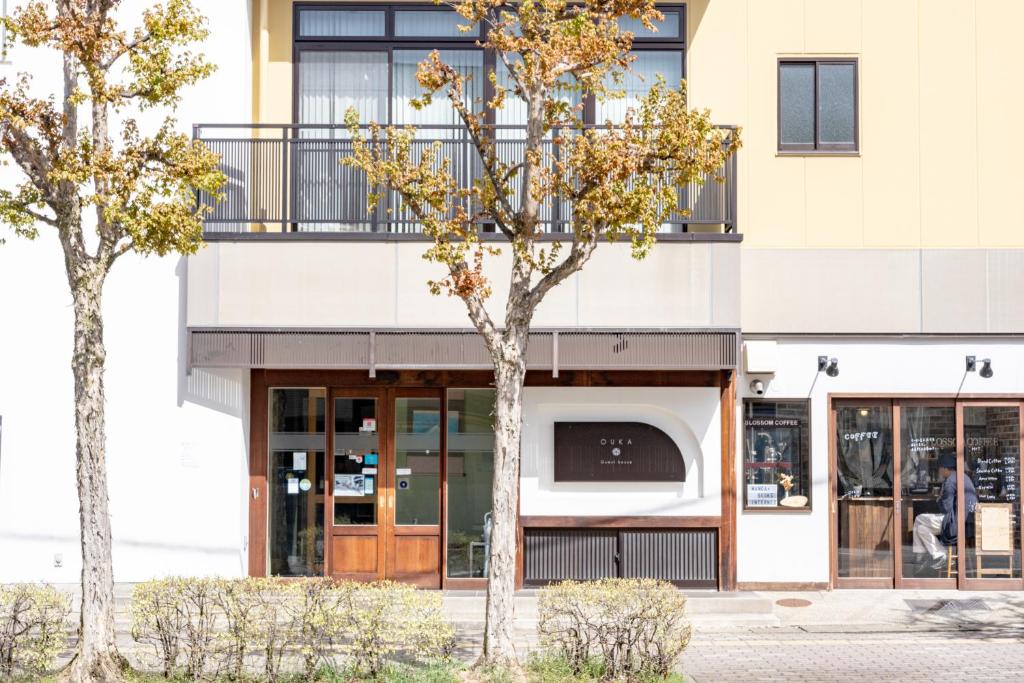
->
[{"left": 968, "top": 435, "right": 1019, "bottom": 503}]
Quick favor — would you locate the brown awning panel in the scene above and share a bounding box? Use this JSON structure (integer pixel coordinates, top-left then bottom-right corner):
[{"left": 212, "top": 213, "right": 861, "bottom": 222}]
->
[{"left": 187, "top": 328, "right": 739, "bottom": 372}]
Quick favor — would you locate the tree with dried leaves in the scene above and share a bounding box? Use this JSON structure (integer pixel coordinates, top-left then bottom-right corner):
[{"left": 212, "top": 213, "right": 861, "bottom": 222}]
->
[
  {"left": 345, "top": 0, "right": 739, "bottom": 669},
  {"left": 0, "top": 1, "right": 223, "bottom": 680}
]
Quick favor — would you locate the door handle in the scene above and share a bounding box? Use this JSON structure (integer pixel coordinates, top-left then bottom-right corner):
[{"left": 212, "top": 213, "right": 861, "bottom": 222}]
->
[{"left": 252, "top": 488, "right": 259, "bottom": 500}]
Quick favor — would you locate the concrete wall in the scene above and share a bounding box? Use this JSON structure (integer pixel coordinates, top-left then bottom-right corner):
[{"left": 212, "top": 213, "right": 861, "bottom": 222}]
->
[
  {"left": 741, "top": 248, "right": 1024, "bottom": 334},
  {"left": 0, "top": 0, "right": 253, "bottom": 582},
  {"left": 520, "top": 387, "right": 722, "bottom": 518},
  {"left": 736, "top": 337, "right": 1024, "bottom": 585},
  {"left": 187, "top": 240, "right": 741, "bottom": 329}
]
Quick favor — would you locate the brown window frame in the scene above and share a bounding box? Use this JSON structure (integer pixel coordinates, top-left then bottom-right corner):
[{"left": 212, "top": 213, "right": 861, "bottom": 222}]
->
[
  {"left": 742, "top": 398, "right": 812, "bottom": 512},
  {"left": 777, "top": 58, "right": 859, "bottom": 154}
]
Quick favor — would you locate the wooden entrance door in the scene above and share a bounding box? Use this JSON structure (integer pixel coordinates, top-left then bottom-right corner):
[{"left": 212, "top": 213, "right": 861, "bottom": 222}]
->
[{"left": 327, "top": 388, "right": 443, "bottom": 588}]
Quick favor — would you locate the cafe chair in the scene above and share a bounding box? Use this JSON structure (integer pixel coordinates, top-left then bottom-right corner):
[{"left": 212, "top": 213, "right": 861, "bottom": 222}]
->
[
  {"left": 975, "top": 503, "right": 1014, "bottom": 578},
  {"left": 943, "top": 541, "right": 958, "bottom": 579}
]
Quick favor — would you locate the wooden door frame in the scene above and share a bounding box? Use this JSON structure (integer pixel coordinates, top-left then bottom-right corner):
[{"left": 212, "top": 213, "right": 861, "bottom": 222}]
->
[
  {"left": 250, "top": 369, "right": 731, "bottom": 588},
  {"left": 892, "top": 399, "right": 958, "bottom": 590},
  {"left": 957, "top": 400, "right": 1024, "bottom": 591},
  {"left": 829, "top": 397, "right": 895, "bottom": 589},
  {"left": 387, "top": 387, "right": 446, "bottom": 588},
  {"left": 327, "top": 387, "right": 389, "bottom": 581},
  {"left": 829, "top": 394, "right": 1024, "bottom": 591}
]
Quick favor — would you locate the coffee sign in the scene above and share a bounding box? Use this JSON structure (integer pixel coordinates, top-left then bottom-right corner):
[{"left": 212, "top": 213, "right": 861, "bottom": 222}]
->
[{"left": 553, "top": 422, "right": 686, "bottom": 482}]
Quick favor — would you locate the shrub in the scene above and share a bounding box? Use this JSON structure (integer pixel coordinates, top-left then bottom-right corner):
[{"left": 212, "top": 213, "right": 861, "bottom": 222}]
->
[
  {"left": 212, "top": 577, "right": 265, "bottom": 680},
  {"left": 284, "top": 577, "right": 345, "bottom": 681},
  {"left": 131, "top": 578, "right": 185, "bottom": 677},
  {"left": 537, "top": 579, "right": 692, "bottom": 681},
  {"left": 338, "top": 581, "right": 455, "bottom": 679},
  {"left": 0, "top": 583, "right": 70, "bottom": 678},
  {"left": 131, "top": 577, "right": 221, "bottom": 681}
]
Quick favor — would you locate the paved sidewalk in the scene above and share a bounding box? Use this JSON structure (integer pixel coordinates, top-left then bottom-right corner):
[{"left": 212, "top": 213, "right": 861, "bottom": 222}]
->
[{"left": 449, "top": 589, "right": 1024, "bottom": 681}]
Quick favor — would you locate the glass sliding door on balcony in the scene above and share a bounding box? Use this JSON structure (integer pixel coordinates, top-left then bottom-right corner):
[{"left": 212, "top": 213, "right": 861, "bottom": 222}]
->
[
  {"left": 391, "top": 50, "right": 483, "bottom": 233},
  {"left": 296, "top": 50, "right": 388, "bottom": 231},
  {"left": 198, "top": 4, "right": 738, "bottom": 235}
]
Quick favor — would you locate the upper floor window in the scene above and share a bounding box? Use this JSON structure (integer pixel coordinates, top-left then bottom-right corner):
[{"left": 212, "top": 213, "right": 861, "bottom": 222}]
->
[
  {"left": 778, "top": 59, "right": 858, "bottom": 153},
  {"left": 292, "top": 3, "right": 685, "bottom": 128}
]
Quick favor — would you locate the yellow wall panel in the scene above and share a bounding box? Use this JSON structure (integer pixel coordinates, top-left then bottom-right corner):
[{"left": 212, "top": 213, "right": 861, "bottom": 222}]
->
[
  {"left": 804, "top": 157, "right": 863, "bottom": 247},
  {"left": 918, "top": 0, "right": 978, "bottom": 247},
  {"left": 975, "top": 1, "right": 1024, "bottom": 246},
  {"left": 804, "top": 0, "right": 862, "bottom": 55},
  {"left": 248, "top": 0, "right": 1022, "bottom": 251},
  {"left": 860, "top": 0, "right": 920, "bottom": 247}
]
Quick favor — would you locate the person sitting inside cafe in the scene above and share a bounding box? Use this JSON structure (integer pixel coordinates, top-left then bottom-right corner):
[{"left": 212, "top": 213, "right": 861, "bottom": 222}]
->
[{"left": 912, "top": 453, "right": 978, "bottom": 574}]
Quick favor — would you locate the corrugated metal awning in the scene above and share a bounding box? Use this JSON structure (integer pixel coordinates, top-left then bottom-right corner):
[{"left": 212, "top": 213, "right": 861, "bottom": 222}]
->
[{"left": 187, "top": 327, "right": 739, "bottom": 373}]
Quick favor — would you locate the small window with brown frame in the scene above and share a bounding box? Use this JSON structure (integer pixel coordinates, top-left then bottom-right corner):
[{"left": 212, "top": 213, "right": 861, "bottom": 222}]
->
[
  {"left": 743, "top": 399, "right": 811, "bottom": 511},
  {"left": 778, "top": 58, "right": 858, "bottom": 153}
]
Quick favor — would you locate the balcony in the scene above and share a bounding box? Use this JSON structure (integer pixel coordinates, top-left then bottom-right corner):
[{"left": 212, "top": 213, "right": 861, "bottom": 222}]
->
[{"left": 195, "top": 123, "right": 738, "bottom": 238}]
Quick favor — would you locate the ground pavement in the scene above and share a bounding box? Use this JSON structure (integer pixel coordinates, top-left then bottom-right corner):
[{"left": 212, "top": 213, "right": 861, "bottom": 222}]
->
[
  {"left": 61, "top": 585, "right": 1024, "bottom": 680},
  {"left": 448, "top": 589, "right": 1024, "bottom": 681}
]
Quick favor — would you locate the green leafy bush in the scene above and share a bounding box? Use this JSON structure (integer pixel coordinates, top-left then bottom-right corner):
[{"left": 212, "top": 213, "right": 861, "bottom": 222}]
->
[
  {"left": 0, "top": 583, "right": 70, "bottom": 678},
  {"left": 537, "top": 579, "right": 692, "bottom": 681}
]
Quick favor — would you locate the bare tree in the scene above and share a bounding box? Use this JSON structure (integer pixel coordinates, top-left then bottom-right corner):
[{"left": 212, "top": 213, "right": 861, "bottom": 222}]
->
[
  {"left": 345, "top": 0, "right": 739, "bottom": 668},
  {"left": 0, "top": 1, "right": 223, "bottom": 680}
]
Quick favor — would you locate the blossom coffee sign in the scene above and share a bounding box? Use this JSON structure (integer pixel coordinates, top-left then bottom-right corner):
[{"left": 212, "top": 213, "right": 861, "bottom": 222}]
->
[{"left": 553, "top": 422, "right": 686, "bottom": 482}]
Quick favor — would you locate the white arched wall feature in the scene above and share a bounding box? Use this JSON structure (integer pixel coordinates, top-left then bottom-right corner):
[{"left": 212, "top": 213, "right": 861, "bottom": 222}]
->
[{"left": 520, "top": 387, "right": 722, "bottom": 517}]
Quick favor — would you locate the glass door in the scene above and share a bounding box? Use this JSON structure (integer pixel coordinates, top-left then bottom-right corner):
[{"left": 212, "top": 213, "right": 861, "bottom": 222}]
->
[
  {"left": 268, "top": 388, "right": 327, "bottom": 577},
  {"left": 389, "top": 390, "right": 444, "bottom": 587},
  {"left": 833, "top": 400, "right": 895, "bottom": 587},
  {"left": 895, "top": 402, "right": 958, "bottom": 587},
  {"left": 959, "top": 403, "right": 1024, "bottom": 589},
  {"left": 328, "top": 390, "right": 386, "bottom": 580}
]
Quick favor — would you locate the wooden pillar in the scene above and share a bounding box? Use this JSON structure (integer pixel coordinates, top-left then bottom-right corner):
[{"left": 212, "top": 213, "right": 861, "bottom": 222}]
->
[
  {"left": 719, "top": 370, "right": 738, "bottom": 591},
  {"left": 249, "top": 369, "right": 268, "bottom": 577}
]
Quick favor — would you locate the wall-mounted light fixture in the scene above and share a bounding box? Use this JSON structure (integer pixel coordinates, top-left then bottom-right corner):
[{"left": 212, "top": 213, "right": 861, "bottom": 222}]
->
[
  {"left": 966, "top": 355, "right": 994, "bottom": 379},
  {"left": 817, "top": 356, "right": 839, "bottom": 377}
]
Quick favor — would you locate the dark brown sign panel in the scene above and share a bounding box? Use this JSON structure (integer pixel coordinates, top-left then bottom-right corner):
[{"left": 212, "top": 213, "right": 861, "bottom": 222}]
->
[{"left": 554, "top": 422, "right": 686, "bottom": 482}]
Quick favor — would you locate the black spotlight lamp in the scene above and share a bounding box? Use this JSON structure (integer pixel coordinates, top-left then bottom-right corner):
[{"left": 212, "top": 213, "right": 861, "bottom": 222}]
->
[
  {"left": 817, "top": 356, "right": 839, "bottom": 378},
  {"left": 966, "top": 355, "right": 994, "bottom": 379}
]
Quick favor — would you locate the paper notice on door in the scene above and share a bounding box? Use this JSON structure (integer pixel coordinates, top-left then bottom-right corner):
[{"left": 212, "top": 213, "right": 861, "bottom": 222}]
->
[
  {"left": 292, "top": 452, "right": 307, "bottom": 471},
  {"left": 362, "top": 468, "right": 377, "bottom": 475},
  {"left": 287, "top": 478, "right": 300, "bottom": 495},
  {"left": 396, "top": 468, "right": 412, "bottom": 476},
  {"left": 334, "top": 474, "right": 364, "bottom": 497},
  {"left": 364, "top": 476, "right": 374, "bottom": 495}
]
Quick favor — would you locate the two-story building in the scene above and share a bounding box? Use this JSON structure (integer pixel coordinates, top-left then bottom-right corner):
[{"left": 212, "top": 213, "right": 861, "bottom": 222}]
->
[{"left": 1, "top": 0, "right": 1022, "bottom": 593}]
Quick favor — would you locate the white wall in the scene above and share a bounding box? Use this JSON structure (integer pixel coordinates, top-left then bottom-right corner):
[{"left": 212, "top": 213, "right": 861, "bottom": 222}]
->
[
  {"left": 0, "top": 0, "right": 253, "bottom": 582},
  {"left": 736, "top": 337, "right": 1024, "bottom": 584},
  {"left": 520, "top": 387, "right": 722, "bottom": 517}
]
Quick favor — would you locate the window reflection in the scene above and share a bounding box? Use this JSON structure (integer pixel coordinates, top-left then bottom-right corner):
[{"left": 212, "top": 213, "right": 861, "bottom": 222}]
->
[
  {"left": 269, "top": 388, "right": 326, "bottom": 577},
  {"left": 446, "top": 389, "right": 495, "bottom": 578}
]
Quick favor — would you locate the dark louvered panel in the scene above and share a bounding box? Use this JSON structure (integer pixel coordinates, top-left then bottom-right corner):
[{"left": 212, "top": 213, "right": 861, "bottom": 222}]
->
[
  {"left": 523, "top": 529, "right": 617, "bottom": 583},
  {"left": 620, "top": 529, "right": 717, "bottom": 584}
]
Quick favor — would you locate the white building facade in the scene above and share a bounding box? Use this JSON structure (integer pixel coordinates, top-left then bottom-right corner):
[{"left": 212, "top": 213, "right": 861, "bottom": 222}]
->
[{"left": 1, "top": 1, "right": 1023, "bottom": 592}]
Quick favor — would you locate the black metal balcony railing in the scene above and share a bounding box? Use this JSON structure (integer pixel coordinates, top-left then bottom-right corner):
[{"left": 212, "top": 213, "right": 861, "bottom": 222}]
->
[{"left": 195, "top": 124, "right": 738, "bottom": 236}]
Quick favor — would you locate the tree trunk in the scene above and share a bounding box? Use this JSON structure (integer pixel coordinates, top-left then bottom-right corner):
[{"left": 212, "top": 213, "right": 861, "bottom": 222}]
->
[
  {"left": 62, "top": 263, "right": 126, "bottom": 682},
  {"left": 481, "top": 335, "right": 528, "bottom": 668}
]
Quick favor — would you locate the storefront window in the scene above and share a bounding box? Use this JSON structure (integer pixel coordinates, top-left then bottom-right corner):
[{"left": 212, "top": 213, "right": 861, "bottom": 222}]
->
[
  {"left": 743, "top": 400, "right": 810, "bottom": 510},
  {"left": 446, "top": 389, "right": 495, "bottom": 578},
  {"left": 268, "top": 388, "right": 326, "bottom": 577},
  {"left": 964, "top": 406, "right": 1022, "bottom": 579}
]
